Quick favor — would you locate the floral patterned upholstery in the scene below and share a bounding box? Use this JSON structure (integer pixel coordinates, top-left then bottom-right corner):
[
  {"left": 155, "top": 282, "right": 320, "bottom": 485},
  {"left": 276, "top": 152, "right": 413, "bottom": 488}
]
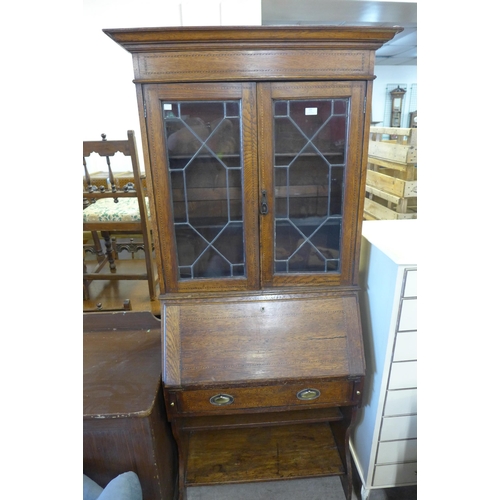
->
[{"left": 83, "top": 197, "right": 150, "bottom": 223}]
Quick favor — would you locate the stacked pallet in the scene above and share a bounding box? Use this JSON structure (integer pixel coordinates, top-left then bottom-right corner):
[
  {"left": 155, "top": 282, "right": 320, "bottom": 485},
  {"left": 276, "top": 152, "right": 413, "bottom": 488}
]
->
[{"left": 363, "top": 126, "right": 417, "bottom": 220}]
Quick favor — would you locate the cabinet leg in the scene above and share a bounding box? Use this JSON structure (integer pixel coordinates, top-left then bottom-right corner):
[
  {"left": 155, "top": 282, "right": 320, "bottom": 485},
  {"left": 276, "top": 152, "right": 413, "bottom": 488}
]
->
[
  {"left": 171, "top": 419, "right": 188, "bottom": 500},
  {"left": 331, "top": 405, "right": 358, "bottom": 500},
  {"left": 361, "top": 484, "right": 370, "bottom": 500},
  {"left": 178, "top": 484, "right": 187, "bottom": 500},
  {"left": 83, "top": 261, "right": 90, "bottom": 300}
]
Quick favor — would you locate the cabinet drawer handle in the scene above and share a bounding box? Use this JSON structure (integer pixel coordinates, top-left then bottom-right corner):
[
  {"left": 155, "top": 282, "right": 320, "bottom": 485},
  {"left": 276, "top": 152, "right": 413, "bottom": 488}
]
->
[
  {"left": 209, "top": 393, "right": 234, "bottom": 406},
  {"left": 297, "top": 388, "right": 321, "bottom": 401}
]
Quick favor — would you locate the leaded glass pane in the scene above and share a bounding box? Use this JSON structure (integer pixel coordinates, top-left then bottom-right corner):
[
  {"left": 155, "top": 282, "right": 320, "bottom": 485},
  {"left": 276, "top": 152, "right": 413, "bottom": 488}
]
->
[
  {"left": 163, "top": 100, "right": 245, "bottom": 280},
  {"left": 273, "top": 98, "right": 348, "bottom": 274}
]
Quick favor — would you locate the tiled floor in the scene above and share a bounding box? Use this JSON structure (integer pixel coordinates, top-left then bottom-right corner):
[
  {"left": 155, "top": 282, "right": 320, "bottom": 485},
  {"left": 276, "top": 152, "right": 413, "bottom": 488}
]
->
[
  {"left": 187, "top": 477, "right": 347, "bottom": 500},
  {"left": 185, "top": 459, "right": 417, "bottom": 500},
  {"left": 186, "top": 472, "right": 417, "bottom": 500}
]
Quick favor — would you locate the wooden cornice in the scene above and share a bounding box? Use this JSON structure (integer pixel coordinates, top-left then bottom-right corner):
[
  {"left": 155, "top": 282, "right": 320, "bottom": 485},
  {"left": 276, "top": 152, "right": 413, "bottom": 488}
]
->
[{"left": 104, "top": 25, "right": 403, "bottom": 53}]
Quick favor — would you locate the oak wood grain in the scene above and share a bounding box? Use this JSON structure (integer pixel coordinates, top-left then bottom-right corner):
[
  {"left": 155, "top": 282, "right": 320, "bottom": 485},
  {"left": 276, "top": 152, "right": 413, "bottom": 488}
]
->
[
  {"left": 163, "top": 294, "right": 364, "bottom": 385},
  {"left": 177, "top": 407, "right": 344, "bottom": 430},
  {"left": 173, "top": 380, "right": 354, "bottom": 415},
  {"left": 185, "top": 423, "right": 344, "bottom": 485}
]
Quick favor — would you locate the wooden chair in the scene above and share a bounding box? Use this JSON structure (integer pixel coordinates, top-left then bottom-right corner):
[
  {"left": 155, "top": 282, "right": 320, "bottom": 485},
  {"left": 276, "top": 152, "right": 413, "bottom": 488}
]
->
[{"left": 83, "top": 130, "right": 157, "bottom": 301}]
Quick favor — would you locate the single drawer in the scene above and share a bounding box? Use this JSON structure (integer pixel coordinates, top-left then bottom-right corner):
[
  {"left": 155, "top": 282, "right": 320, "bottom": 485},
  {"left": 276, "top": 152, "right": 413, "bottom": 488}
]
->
[
  {"left": 403, "top": 269, "right": 417, "bottom": 298},
  {"left": 169, "top": 380, "right": 356, "bottom": 414},
  {"left": 388, "top": 361, "right": 417, "bottom": 390},
  {"left": 373, "top": 462, "right": 417, "bottom": 487},
  {"left": 376, "top": 439, "right": 417, "bottom": 464},
  {"left": 379, "top": 415, "right": 417, "bottom": 441},
  {"left": 398, "top": 298, "right": 417, "bottom": 331},
  {"left": 393, "top": 331, "right": 417, "bottom": 362},
  {"left": 383, "top": 388, "right": 417, "bottom": 416}
]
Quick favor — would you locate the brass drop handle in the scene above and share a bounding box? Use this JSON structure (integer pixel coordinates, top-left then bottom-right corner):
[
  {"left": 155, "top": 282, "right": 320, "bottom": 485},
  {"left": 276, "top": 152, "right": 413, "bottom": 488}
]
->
[
  {"left": 297, "top": 388, "right": 321, "bottom": 401},
  {"left": 260, "top": 189, "right": 268, "bottom": 215},
  {"left": 209, "top": 393, "right": 234, "bottom": 406}
]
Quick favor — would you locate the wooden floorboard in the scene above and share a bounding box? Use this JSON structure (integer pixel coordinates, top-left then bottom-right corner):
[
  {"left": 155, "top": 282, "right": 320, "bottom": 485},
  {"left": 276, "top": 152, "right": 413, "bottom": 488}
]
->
[{"left": 83, "top": 257, "right": 160, "bottom": 316}]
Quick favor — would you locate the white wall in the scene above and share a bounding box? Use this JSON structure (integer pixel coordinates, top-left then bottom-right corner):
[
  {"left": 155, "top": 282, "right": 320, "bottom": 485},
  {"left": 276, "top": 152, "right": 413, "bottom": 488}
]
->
[
  {"left": 371, "top": 65, "right": 418, "bottom": 127},
  {"left": 83, "top": 0, "right": 261, "bottom": 171}
]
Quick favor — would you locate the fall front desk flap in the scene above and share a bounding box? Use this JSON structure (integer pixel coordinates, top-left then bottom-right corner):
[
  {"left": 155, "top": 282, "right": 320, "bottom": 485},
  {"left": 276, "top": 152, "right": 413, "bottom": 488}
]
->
[{"left": 162, "top": 292, "right": 365, "bottom": 387}]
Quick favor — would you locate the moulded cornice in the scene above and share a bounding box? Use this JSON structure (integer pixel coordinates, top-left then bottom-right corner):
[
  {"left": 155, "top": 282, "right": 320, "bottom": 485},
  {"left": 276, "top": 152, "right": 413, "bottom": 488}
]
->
[{"left": 104, "top": 25, "right": 403, "bottom": 53}]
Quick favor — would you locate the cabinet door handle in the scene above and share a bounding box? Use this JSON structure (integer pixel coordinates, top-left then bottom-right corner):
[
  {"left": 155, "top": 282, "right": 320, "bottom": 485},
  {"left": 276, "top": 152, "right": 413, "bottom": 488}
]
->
[
  {"left": 260, "top": 190, "right": 268, "bottom": 215},
  {"left": 209, "top": 393, "right": 234, "bottom": 406}
]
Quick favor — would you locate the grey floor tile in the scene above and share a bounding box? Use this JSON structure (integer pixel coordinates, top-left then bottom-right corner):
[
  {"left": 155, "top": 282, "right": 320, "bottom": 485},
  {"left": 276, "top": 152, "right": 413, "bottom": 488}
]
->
[
  {"left": 187, "top": 476, "right": 347, "bottom": 500},
  {"left": 186, "top": 475, "right": 417, "bottom": 500}
]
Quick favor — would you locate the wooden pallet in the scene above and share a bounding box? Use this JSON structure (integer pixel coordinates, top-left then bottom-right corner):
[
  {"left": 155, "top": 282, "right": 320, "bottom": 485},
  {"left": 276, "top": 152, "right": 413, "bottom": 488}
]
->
[{"left": 364, "top": 127, "right": 417, "bottom": 220}]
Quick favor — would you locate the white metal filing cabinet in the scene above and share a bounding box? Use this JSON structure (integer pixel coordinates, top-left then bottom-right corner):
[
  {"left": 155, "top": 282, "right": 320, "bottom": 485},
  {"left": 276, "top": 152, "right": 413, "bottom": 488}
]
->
[{"left": 350, "top": 220, "right": 417, "bottom": 499}]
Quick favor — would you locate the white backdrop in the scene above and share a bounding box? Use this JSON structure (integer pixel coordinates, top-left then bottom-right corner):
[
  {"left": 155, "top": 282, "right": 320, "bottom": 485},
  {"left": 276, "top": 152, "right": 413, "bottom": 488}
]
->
[
  {"left": 83, "top": 0, "right": 416, "bottom": 172},
  {"left": 83, "top": 0, "right": 262, "bottom": 171}
]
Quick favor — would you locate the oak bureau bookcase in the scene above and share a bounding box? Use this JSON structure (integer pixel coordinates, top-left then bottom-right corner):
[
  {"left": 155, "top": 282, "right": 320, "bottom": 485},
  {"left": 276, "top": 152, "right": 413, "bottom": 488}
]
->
[{"left": 104, "top": 26, "right": 401, "bottom": 500}]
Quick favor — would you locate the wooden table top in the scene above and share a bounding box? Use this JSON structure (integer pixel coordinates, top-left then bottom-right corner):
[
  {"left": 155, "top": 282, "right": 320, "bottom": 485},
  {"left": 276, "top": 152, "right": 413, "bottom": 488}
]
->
[{"left": 83, "top": 311, "right": 161, "bottom": 418}]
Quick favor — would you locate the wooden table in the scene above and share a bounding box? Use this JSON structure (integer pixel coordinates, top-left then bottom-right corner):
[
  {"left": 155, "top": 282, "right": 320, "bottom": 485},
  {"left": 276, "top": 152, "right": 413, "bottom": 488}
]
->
[{"left": 83, "top": 311, "right": 177, "bottom": 500}]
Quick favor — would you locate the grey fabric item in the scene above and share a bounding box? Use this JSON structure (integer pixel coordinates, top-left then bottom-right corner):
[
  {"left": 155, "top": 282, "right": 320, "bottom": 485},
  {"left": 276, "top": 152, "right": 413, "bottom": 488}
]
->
[
  {"left": 83, "top": 474, "right": 103, "bottom": 500},
  {"left": 98, "top": 472, "right": 142, "bottom": 500},
  {"left": 83, "top": 472, "right": 142, "bottom": 500}
]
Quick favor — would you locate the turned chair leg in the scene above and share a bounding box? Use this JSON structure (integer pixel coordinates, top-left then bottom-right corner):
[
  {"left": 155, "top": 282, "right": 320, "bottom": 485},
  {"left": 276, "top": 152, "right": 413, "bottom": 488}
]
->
[
  {"left": 91, "top": 231, "right": 105, "bottom": 261},
  {"left": 83, "top": 261, "right": 90, "bottom": 300},
  {"left": 102, "top": 231, "right": 117, "bottom": 272}
]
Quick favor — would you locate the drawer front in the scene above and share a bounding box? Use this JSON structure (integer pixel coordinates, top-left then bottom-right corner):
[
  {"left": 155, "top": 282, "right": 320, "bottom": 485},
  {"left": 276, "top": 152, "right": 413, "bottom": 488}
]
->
[
  {"left": 170, "top": 380, "right": 356, "bottom": 414},
  {"left": 388, "top": 361, "right": 417, "bottom": 390},
  {"left": 403, "top": 269, "right": 417, "bottom": 298},
  {"left": 379, "top": 415, "right": 417, "bottom": 441},
  {"left": 393, "top": 331, "right": 417, "bottom": 362},
  {"left": 376, "top": 439, "right": 417, "bottom": 464},
  {"left": 398, "top": 298, "right": 417, "bottom": 331},
  {"left": 383, "top": 388, "right": 417, "bottom": 416},
  {"left": 373, "top": 462, "right": 417, "bottom": 487}
]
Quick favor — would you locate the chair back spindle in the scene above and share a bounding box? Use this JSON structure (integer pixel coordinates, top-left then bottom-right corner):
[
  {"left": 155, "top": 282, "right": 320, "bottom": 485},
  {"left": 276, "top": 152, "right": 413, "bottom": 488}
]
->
[{"left": 101, "top": 133, "right": 119, "bottom": 202}]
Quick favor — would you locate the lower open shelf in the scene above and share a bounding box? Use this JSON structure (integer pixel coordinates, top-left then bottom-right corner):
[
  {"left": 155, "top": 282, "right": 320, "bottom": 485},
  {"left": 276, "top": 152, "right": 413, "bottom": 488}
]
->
[{"left": 185, "top": 422, "right": 345, "bottom": 486}]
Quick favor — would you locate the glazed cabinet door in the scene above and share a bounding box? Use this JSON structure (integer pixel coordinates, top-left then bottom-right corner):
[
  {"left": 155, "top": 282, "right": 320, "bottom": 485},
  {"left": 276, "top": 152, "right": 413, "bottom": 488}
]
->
[
  {"left": 258, "top": 82, "right": 367, "bottom": 287},
  {"left": 143, "top": 81, "right": 367, "bottom": 293},
  {"left": 143, "top": 82, "right": 260, "bottom": 293}
]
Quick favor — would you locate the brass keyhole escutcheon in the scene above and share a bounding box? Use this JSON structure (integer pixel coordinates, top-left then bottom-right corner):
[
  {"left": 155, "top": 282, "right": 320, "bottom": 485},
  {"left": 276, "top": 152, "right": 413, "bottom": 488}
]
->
[
  {"left": 296, "top": 388, "right": 321, "bottom": 401},
  {"left": 260, "top": 190, "right": 268, "bottom": 215},
  {"left": 209, "top": 393, "right": 234, "bottom": 406}
]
